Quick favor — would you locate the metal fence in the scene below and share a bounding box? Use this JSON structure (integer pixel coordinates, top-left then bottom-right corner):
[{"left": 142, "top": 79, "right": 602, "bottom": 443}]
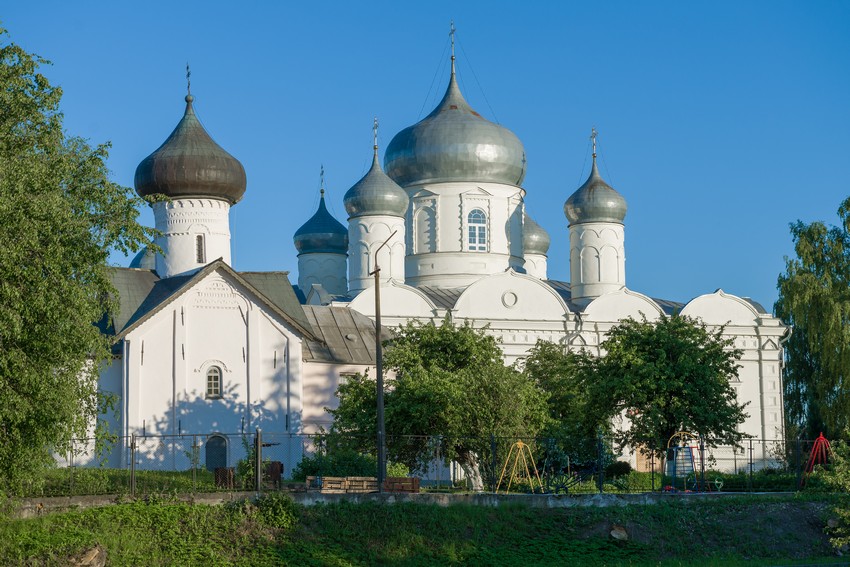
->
[{"left": 26, "top": 432, "right": 830, "bottom": 499}]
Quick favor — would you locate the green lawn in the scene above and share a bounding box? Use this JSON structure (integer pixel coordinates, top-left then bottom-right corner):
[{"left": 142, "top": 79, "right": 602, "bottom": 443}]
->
[{"left": 1, "top": 493, "right": 841, "bottom": 566}]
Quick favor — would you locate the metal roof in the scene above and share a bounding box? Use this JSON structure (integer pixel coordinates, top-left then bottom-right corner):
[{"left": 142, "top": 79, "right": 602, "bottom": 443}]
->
[
  {"left": 343, "top": 151, "right": 409, "bottom": 218},
  {"left": 293, "top": 192, "right": 348, "bottom": 255},
  {"left": 135, "top": 95, "right": 247, "bottom": 204},
  {"left": 105, "top": 262, "right": 315, "bottom": 341},
  {"left": 301, "top": 305, "right": 392, "bottom": 364},
  {"left": 564, "top": 157, "right": 627, "bottom": 225},
  {"left": 416, "top": 285, "right": 467, "bottom": 310},
  {"left": 384, "top": 65, "right": 526, "bottom": 188}
]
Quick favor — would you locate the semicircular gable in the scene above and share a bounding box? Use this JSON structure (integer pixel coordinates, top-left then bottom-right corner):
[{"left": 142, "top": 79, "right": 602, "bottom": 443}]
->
[
  {"left": 453, "top": 270, "right": 570, "bottom": 322},
  {"left": 680, "top": 290, "right": 759, "bottom": 325},
  {"left": 583, "top": 288, "right": 663, "bottom": 322},
  {"left": 349, "top": 280, "right": 437, "bottom": 319}
]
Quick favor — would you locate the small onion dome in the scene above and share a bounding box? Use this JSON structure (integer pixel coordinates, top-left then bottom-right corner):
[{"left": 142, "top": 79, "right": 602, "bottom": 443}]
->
[
  {"left": 293, "top": 192, "right": 349, "bottom": 255},
  {"left": 129, "top": 246, "right": 156, "bottom": 270},
  {"left": 564, "top": 157, "right": 627, "bottom": 225},
  {"left": 135, "top": 94, "right": 247, "bottom": 204},
  {"left": 384, "top": 68, "right": 526, "bottom": 188},
  {"left": 344, "top": 151, "right": 409, "bottom": 219},
  {"left": 523, "top": 212, "right": 550, "bottom": 256}
]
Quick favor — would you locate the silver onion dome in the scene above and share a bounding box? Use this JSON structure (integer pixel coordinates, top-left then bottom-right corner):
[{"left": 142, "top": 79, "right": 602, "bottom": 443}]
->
[
  {"left": 384, "top": 64, "right": 526, "bottom": 188},
  {"left": 344, "top": 150, "right": 409, "bottom": 218},
  {"left": 293, "top": 191, "right": 349, "bottom": 255},
  {"left": 523, "top": 211, "right": 550, "bottom": 256},
  {"left": 564, "top": 157, "right": 627, "bottom": 225},
  {"left": 135, "top": 94, "right": 247, "bottom": 204},
  {"left": 129, "top": 246, "right": 156, "bottom": 270}
]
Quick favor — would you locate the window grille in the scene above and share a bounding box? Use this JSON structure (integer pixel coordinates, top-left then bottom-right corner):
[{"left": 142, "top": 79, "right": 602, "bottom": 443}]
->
[
  {"left": 468, "top": 209, "right": 487, "bottom": 251},
  {"left": 206, "top": 367, "right": 221, "bottom": 398}
]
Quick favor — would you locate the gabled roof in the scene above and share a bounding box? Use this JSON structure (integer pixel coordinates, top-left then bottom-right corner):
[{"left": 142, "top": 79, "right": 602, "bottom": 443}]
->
[
  {"left": 543, "top": 280, "right": 684, "bottom": 315},
  {"left": 301, "top": 305, "right": 392, "bottom": 364},
  {"left": 105, "top": 260, "right": 315, "bottom": 341},
  {"left": 416, "top": 285, "right": 467, "bottom": 310}
]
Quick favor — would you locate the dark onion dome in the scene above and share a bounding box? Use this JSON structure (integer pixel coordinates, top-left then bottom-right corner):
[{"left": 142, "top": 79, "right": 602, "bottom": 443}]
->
[
  {"left": 384, "top": 65, "right": 527, "bottom": 188},
  {"left": 344, "top": 149, "right": 410, "bottom": 219},
  {"left": 523, "top": 211, "right": 550, "bottom": 256},
  {"left": 129, "top": 246, "right": 156, "bottom": 270},
  {"left": 564, "top": 156, "right": 627, "bottom": 225},
  {"left": 293, "top": 191, "right": 349, "bottom": 255},
  {"left": 135, "top": 94, "right": 247, "bottom": 204}
]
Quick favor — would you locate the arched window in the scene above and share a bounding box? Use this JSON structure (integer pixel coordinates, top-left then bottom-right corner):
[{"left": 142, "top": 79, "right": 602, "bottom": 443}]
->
[
  {"left": 206, "top": 366, "right": 222, "bottom": 399},
  {"left": 415, "top": 207, "right": 436, "bottom": 254},
  {"left": 196, "top": 234, "right": 206, "bottom": 263},
  {"left": 468, "top": 209, "right": 487, "bottom": 251}
]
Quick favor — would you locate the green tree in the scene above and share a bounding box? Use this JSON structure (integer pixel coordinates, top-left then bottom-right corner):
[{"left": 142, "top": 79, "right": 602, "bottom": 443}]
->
[
  {"left": 776, "top": 197, "right": 850, "bottom": 440},
  {"left": 0, "top": 29, "right": 153, "bottom": 492},
  {"left": 584, "top": 315, "right": 747, "bottom": 458},
  {"left": 328, "top": 320, "right": 549, "bottom": 489},
  {"left": 519, "top": 340, "right": 603, "bottom": 464}
]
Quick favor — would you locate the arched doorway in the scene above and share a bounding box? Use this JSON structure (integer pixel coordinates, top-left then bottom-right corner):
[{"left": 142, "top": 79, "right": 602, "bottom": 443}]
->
[{"left": 205, "top": 435, "right": 227, "bottom": 471}]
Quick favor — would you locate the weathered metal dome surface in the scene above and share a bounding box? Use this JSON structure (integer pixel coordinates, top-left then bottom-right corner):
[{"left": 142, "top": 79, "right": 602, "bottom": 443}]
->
[
  {"left": 293, "top": 192, "right": 349, "bottom": 255},
  {"left": 344, "top": 152, "right": 410, "bottom": 218},
  {"left": 384, "top": 69, "right": 526, "bottom": 188},
  {"left": 135, "top": 95, "right": 247, "bottom": 204},
  {"left": 564, "top": 158, "right": 627, "bottom": 224},
  {"left": 129, "top": 246, "right": 156, "bottom": 270},
  {"left": 522, "top": 211, "right": 550, "bottom": 256}
]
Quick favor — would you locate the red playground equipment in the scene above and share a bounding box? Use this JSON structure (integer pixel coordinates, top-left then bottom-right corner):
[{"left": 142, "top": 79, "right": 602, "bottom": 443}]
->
[{"left": 802, "top": 432, "right": 831, "bottom": 487}]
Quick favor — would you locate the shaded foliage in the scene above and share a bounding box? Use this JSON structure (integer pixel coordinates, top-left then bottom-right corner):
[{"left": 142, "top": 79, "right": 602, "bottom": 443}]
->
[
  {"left": 328, "top": 320, "right": 549, "bottom": 487},
  {"left": 585, "top": 315, "right": 747, "bottom": 458},
  {"left": 0, "top": 28, "right": 153, "bottom": 491},
  {"left": 776, "top": 197, "right": 850, "bottom": 440},
  {"left": 519, "top": 340, "right": 604, "bottom": 464}
]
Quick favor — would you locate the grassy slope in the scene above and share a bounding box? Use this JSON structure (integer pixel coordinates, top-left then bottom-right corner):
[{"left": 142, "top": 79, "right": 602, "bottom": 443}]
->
[{"left": 1, "top": 495, "right": 839, "bottom": 566}]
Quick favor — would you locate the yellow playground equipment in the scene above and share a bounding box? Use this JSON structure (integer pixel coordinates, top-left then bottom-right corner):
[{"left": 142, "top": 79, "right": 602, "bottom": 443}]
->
[{"left": 496, "top": 440, "right": 544, "bottom": 494}]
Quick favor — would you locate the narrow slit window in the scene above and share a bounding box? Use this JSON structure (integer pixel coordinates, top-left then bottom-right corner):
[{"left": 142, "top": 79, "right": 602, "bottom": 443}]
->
[
  {"left": 468, "top": 209, "right": 487, "bottom": 251},
  {"left": 206, "top": 366, "right": 221, "bottom": 399},
  {"left": 196, "top": 234, "right": 206, "bottom": 263}
]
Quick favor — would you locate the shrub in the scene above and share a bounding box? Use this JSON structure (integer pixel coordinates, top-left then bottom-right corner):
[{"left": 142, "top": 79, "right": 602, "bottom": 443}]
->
[
  {"left": 254, "top": 493, "right": 298, "bottom": 530},
  {"left": 823, "top": 439, "right": 850, "bottom": 551},
  {"left": 605, "top": 460, "right": 632, "bottom": 478}
]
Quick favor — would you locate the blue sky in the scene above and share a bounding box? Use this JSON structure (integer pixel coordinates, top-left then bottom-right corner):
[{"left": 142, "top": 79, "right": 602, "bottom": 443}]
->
[{"left": 4, "top": 1, "right": 849, "bottom": 309}]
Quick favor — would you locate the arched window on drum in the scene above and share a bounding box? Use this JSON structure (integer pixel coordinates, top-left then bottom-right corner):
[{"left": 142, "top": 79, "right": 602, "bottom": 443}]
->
[{"left": 468, "top": 209, "right": 487, "bottom": 252}]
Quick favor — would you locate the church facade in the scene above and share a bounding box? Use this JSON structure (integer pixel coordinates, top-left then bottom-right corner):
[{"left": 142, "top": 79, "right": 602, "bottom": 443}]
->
[{"left": 96, "top": 46, "right": 788, "bottom": 474}]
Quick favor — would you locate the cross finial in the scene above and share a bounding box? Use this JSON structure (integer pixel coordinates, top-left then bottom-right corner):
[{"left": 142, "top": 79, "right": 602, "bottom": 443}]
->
[
  {"left": 590, "top": 127, "right": 598, "bottom": 158},
  {"left": 320, "top": 164, "right": 325, "bottom": 197},
  {"left": 373, "top": 116, "right": 379, "bottom": 152},
  {"left": 186, "top": 63, "right": 191, "bottom": 96},
  {"left": 450, "top": 20, "right": 456, "bottom": 73}
]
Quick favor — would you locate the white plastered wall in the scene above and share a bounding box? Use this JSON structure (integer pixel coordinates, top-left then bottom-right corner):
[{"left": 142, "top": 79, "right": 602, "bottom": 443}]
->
[
  {"left": 153, "top": 199, "right": 231, "bottom": 278},
  {"left": 404, "top": 182, "right": 524, "bottom": 287},
  {"left": 348, "top": 215, "right": 406, "bottom": 293},
  {"left": 114, "top": 267, "right": 305, "bottom": 470}
]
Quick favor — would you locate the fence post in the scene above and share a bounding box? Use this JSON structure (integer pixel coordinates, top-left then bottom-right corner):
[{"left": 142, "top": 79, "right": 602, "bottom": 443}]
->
[
  {"left": 192, "top": 435, "right": 199, "bottom": 493},
  {"left": 490, "top": 434, "right": 497, "bottom": 493},
  {"left": 699, "top": 436, "right": 706, "bottom": 493},
  {"left": 748, "top": 438, "right": 754, "bottom": 492},
  {"left": 255, "top": 428, "right": 263, "bottom": 494},
  {"left": 596, "top": 434, "right": 604, "bottom": 494},
  {"left": 130, "top": 434, "right": 137, "bottom": 497},
  {"left": 795, "top": 437, "right": 802, "bottom": 491},
  {"left": 69, "top": 443, "right": 75, "bottom": 496},
  {"left": 651, "top": 451, "right": 655, "bottom": 492}
]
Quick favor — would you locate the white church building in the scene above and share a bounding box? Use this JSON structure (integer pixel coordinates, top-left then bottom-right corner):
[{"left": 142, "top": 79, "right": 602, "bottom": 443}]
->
[{"left": 97, "top": 46, "right": 789, "bottom": 474}]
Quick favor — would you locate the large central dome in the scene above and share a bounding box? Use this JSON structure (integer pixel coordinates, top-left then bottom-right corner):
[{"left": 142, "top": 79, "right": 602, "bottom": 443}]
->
[{"left": 384, "top": 63, "right": 526, "bottom": 188}]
